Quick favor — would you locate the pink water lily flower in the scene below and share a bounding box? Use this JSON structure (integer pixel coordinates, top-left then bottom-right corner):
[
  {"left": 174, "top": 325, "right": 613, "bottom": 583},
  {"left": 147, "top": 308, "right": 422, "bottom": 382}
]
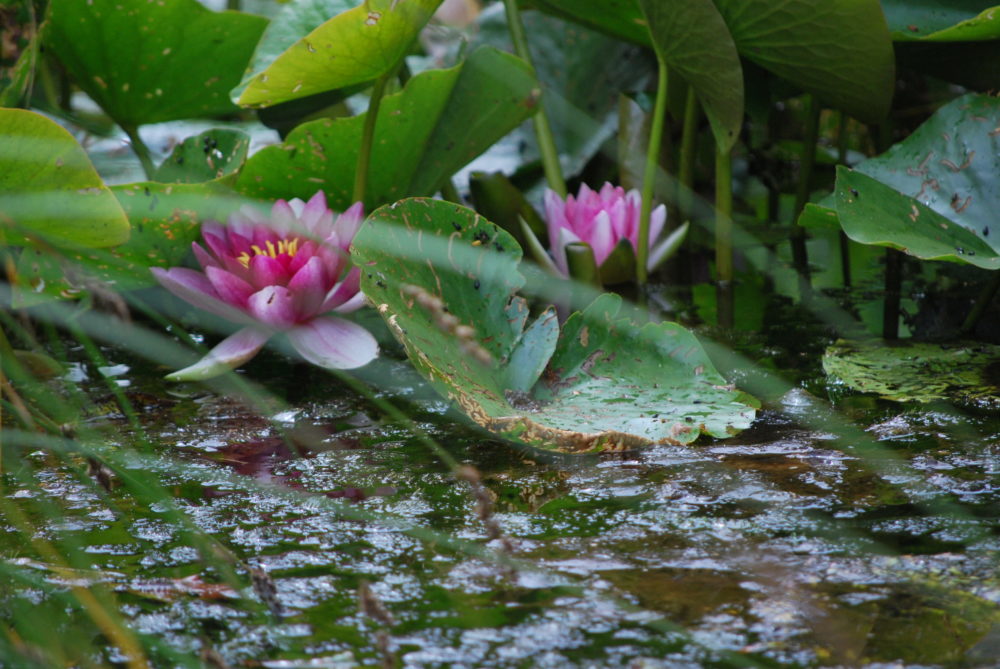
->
[
  {"left": 543, "top": 182, "right": 672, "bottom": 276},
  {"left": 151, "top": 191, "right": 378, "bottom": 380}
]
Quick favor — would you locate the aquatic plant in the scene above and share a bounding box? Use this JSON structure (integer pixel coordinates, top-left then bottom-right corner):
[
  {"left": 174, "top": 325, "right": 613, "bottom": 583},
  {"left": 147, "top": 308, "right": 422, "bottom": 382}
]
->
[
  {"left": 151, "top": 192, "right": 377, "bottom": 380},
  {"left": 541, "top": 182, "right": 683, "bottom": 281}
]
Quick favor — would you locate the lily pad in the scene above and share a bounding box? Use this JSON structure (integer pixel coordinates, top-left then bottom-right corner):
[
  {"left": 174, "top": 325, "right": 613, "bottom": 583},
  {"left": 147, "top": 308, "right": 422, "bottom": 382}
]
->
[
  {"left": 236, "top": 46, "right": 538, "bottom": 211},
  {"left": 825, "top": 94, "right": 1000, "bottom": 268},
  {"left": 236, "top": 0, "right": 442, "bottom": 107},
  {"left": 46, "top": 0, "right": 267, "bottom": 127},
  {"left": 881, "top": 1, "right": 1000, "bottom": 41},
  {"left": 0, "top": 109, "right": 129, "bottom": 248},
  {"left": 352, "top": 198, "right": 758, "bottom": 453},
  {"left": 152, "top": 129, "right": 250, "bottom": 184},
  {"left": 233, "top": 0, "right": 359, "bottom": 104},
  {"left": 824, "top": 339, "right": 1000, "bottom": 408}
]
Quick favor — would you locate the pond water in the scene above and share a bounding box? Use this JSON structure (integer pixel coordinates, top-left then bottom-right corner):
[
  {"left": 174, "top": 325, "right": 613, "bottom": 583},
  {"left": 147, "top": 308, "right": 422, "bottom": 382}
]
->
[{"left": 4, "top": 298, "right": 1000, "bottom": 668}]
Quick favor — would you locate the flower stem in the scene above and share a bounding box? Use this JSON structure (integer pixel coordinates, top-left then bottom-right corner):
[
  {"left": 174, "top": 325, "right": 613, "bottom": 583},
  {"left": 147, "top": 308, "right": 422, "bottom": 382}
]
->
[
  {"left": 715, "top": 146, "right": 733, "bottom": 328},
  {"left": 122, "top": 124, "right": 155, "bottom": 180},
  {"left": 353, "top": 74, "right": 391, "bottom": 206},
  {"left": 637, "top": 55, "right": 668, "bottom": 285},
  {"left": 502, "top": 0, "right": 566, "bottom": 197}
]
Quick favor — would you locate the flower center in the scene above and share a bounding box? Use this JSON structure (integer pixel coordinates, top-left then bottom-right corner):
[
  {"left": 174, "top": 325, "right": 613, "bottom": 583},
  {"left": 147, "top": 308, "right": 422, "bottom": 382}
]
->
[{"left": 236, "top": 237, "right": 300, "bottom": 269}]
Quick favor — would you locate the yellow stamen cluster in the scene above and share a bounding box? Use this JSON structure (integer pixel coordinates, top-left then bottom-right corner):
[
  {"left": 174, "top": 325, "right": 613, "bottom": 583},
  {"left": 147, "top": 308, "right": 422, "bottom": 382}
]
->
[{"left": 236, "top": 238, "right": 301, "bottom": 269}]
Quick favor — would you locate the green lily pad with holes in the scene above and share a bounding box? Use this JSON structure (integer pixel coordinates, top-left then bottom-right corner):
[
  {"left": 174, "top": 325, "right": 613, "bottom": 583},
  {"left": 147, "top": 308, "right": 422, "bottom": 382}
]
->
[
  {"left": 236, "top": 46, "right": 538, "bottom": 211},
  {"left": 531, "top": 0, "right": 894, "bottom": 123},
  {"left": 352, "top": 197, "right": 758, "bottom": 453},
  {"left": 46, "top": 0, "right": 266, "bottom": 127},
  {"left": 824, "top": 339, "right": 1000, "bottom": 408},
  {"left": 881, "top": 0, "right": 1000, "bottom": 41},
  {"left": 13, "top": 182, "right": 249, "bottom": 305},
  {"left": 0, "top": 109, "right": 129, "bottom": 248},
  {"left": 233, "top": 0, "right": 359, "bottom": 104},
  {"left": 638, "top": 0, "right": 743, "bottom": 152},
  {"left": 817, "top": 93, "right": 1000, "bottom": 268},
  {"left": 152, "top": 129, "right": 250, "bottom": 184},
  {"left": 236, "top": 0, "right": 442, "bottom": 107},
  {"left": 835, "top": 168, "right": 999, "bottom": 269}
]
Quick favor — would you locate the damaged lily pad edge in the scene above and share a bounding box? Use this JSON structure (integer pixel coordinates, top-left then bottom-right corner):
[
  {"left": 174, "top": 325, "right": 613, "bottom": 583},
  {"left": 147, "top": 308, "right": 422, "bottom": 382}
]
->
[{"left": 357, "top": 198, "right": 761, "bottom": 453}]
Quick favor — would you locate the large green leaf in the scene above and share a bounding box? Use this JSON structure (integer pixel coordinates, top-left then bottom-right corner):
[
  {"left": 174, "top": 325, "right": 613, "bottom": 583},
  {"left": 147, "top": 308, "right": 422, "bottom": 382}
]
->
[
  {"left": 237, "top": 0, "right": 442, "bottom": 107},
  {"left": 830, "top": 94, "right": 1000, "bottom": 269},
  {"left": 236, "top": 46, "right": 538, "bottom": 211},
  {"left": 531, "top": 0, "right": 895, "bottom": 123},
  {"left": 835, "top": 168, "right": 999, "bottom": 269},
  {"left": 712, "top": 0, "right": 895, "bottom": 123},
  {"left": 353, "top": 198, "right": 758, "bottom": 453},
  {"left": 638, "top": 0, "right": 743, "bottom": 151},
  {"left": 232, "top": 0, "right": 359, "bottom": 104},
  {"left": 46, "top": 0, "right": 267, "bottom": 127},
  {"left": 824, "top": 339, "right": 1000, "bottom": 408},
  {"left": 0, "top": 109, "right": 129, "bottom": 248},
  {"left": 152, "top": 129, "right": 250, "bottom": 184},
  {"left": 527, "top": 0, "right": 649, "bottom": 45},
  {"left": 881, "top": 0, "right": 1000, "bottom": 40}
]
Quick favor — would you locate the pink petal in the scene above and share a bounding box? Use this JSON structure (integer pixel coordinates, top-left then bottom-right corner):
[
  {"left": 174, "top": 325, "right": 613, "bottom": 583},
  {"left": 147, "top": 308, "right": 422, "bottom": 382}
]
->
[
  {"left": 165, "top": 327, "right": 270, "bottom": 381},
  {"left": 332, "top": 291, "right": 366, "bottom": 314},
  {"left": 192, "top": 242, "right": 220, "bottom": 271},
  {"left": 151, "top": 267, "right": 251, "bottom": 324},
  {"left": 205, "top": 266, "right": 254, "bottom": 309},
  {"left": 648, "top": 203, "right": 667, "bottom": 248},
  {"left": 301, "top": 191, "right": 334, "bottom": 236},
  {"left": 543, "top": 188, "right": 569, "bottom": 248},
  {"left": 269, "top": 199, "right": 297, "bottom": 237},
  {"left": 333, "top": 201, "right": 365, "bottom": 244},
  {"left": 248, "top": 253, "right": 286, "bottom": 288},
  {"left": 287, "top": 316, "right": 378, "bottom": 370},
  {"left": 202, "top": 229, "right": 234, "bottom": 260},
  {"left": 320, "top": 267, "right": 361, "bottom": 313},
  {"left": 247, "top": 285, "right": 298, "bottom": 328},
  {"left": 589, "top": 210, "right": 616, "bottom": 266},
  {"left": 288, "top": 255, "right": 329, "bottom": 318},
  {"left": 553, "top": 227, "right": 580, "bottom": 277}
]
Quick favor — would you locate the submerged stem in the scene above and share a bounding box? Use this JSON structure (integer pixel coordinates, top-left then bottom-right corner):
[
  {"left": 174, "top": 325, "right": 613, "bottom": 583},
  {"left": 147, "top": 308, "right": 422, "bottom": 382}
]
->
[
  {"left": 122, "top": 124, "right": 155, "bottom": 180},
  {"left": 715, "top": 147, "right": 733, "bottom": 328},
  {"left": 353, "top": 74, "right": 391, "bottom": 206},
  {"left": 677, "top": 85, "right": 699, "bottom": 223},
  {"left": 791, "top": 95, "right": 820, "bottom": 294},
  {"left": 502, "top": 0, "right": 566, "bottom": 197},
  {"left": 637, "top": 56, "right": 668, "bottom": 285}
]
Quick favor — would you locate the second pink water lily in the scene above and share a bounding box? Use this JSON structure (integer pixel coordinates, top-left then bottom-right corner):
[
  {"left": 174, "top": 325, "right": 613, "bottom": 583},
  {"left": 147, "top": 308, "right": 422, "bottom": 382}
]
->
[
  {"left": 151, "top": 191, "right": 378, "bottom": 380},
  {"left": 543, "top": 182, "right": 680, "bottom": 277}
]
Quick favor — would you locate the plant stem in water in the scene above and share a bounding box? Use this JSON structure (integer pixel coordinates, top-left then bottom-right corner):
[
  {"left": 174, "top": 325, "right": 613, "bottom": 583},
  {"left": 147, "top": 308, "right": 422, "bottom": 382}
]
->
[
  {"left": 122, "top": 124, "right": 155, "bottom": 180},
  {"left": 353, "top": 74, "right": 391, "bottom": 205},
  {"left": 960, "top": 270, "right": 1000, "bottom": 335},
  {"left": 791, "top": 95, "right": 819, "bottom": 295},
  {"left": 637, "top": 56, "right": 668, "bottom": 285},
  {"left": 715, "top": 147, "right": 734, "bottom": 328},
  {"left": 502, "top": 0, "right": 566, "bottom": 197},
  {"left": 882, "top": 248, "right": 902, "bottom": 340}
]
